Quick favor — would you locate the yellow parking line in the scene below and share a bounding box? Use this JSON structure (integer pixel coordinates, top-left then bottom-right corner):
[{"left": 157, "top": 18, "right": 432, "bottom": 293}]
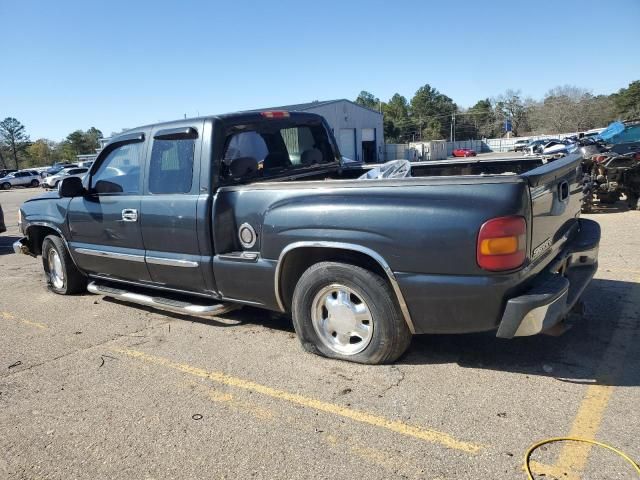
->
[
  {"left": 1, "top": 311, "right": 48, "bottom": 329},
  {"left": 554, "top": 385, "right": 614, "bottom": 473},
  {"left": 114, "top": 348, "right": 484, "bottom": 454},
  {"left": 551, "top": 274, "right": 640, "bottom": 476}
]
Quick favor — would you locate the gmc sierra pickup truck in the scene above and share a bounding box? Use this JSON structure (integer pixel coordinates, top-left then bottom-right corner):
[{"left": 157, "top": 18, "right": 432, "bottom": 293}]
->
[{"left": 14, "top": 110, "right": 600, "bottom": 364}]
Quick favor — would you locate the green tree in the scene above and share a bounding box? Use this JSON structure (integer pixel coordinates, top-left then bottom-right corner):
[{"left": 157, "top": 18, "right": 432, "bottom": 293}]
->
[
  {"left": 382, "top": 94, "right": 414, "bottom": 142},
  {"left": 409, "top": 84, "right": 457, "bottom": 140},
  {"left": 466, "top": 99, "right": 496, "bottom": 138},
  {"left": 355, "top": 91, "right": 380, "bottom": 110},
  {"left": 26, "top": 139, "right": 60, "bottom": 167},
  {"left": 59, "top": 127, "right": 103, "bottom": 161},
  {"left": 493, "top": 90, "right": 529, "bottom": 137},
  {"left": 421, "top": 118, "right": 443, "bottom": 141},
  {"left": 0, "top": 117, "right": 30, "bottom": 169},
  {"left": 612, "top": 80, "right": 640, "bottom": 119}
]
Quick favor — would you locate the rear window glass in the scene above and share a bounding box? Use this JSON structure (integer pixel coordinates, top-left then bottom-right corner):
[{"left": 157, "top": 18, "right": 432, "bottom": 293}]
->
[{"left": 221, "top": 124, "right": 334, "bottom": 179}]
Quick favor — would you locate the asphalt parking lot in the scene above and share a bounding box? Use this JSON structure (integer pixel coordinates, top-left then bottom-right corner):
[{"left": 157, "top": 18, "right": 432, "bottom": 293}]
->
[{"left": 0, "top": 187, "right": 638, "bottom": 479}]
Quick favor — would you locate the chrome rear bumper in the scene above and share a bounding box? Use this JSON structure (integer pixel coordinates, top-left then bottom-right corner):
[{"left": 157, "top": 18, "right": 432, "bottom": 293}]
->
[{"left": 496, "top": 219, "right": 600, "bottom": 338}]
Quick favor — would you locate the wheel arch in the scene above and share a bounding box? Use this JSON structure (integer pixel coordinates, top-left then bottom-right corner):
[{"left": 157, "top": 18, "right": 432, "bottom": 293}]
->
[
  {"left": 25, "top": 223, "right": 78, "bottom": 269},
  {"left": 274, "top": 242, "right": 416, "bottom": 333}
]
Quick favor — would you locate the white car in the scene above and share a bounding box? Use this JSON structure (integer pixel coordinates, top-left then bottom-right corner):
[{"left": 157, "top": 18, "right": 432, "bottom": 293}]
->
[
  {"left": 43, "top": 167, "right": 89, "bottom": 189},
  {"left": 0, "top": 171, "right": 41, "bottom": 190}
]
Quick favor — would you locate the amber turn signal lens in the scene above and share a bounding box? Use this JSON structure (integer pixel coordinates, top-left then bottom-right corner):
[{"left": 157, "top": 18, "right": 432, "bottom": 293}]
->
[{"left": 480, "top": 236, "right": 518, "bottom": 256}]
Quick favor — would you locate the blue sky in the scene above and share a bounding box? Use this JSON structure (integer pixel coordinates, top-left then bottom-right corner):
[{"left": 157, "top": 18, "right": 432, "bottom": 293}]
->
[{"left": 2, "top": 0, "right": 639, "bottom": 140}]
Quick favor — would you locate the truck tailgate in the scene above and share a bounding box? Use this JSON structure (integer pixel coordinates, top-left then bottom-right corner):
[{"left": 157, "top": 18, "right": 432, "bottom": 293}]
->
[{"left": 521, "top": 153, "right": 583, "bottom": 264}]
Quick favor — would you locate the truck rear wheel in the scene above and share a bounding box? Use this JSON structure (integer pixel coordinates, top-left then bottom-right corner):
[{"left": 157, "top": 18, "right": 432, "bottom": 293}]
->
[
  {"left": 291, "top": 262, "right": 411, "bottom": 364},
  {"left": 42, "top": 235, "right": 87, "bottom": 295}
]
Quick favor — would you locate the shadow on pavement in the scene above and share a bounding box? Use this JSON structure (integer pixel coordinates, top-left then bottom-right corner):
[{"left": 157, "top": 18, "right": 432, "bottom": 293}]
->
[
  {"left": 402, "top": 278, "right": 640, "bottom": 387},
  {"left": 100, "top": 277, "right": 639, "bottom": 388}
]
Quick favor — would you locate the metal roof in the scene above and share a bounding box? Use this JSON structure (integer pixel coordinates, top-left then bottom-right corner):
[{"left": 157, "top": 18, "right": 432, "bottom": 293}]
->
[{"left": 246, "top": 99, "right": 382, "bottom": 116}]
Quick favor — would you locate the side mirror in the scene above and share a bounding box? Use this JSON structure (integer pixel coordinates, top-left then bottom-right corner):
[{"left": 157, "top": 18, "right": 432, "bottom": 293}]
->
[
  {"left": 228, "top": 156, "right": 259, "bottom": 180},
  {"left": 58, "top": 176, "right": 84, "bottom": 198}
]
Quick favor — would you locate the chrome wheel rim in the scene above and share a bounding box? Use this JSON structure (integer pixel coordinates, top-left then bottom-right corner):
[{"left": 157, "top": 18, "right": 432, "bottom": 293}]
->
[
  {"left": 311, "top": 284, "right": 373, "bottom": 355},
  {"left": 47, "top": 249, "right": 65, "bottom": 289}
]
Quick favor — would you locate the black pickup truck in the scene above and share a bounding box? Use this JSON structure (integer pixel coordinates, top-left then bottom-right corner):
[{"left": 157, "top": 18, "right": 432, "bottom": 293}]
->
[{"left": 14, "top": 110, "right": 600, "bottom": 364}]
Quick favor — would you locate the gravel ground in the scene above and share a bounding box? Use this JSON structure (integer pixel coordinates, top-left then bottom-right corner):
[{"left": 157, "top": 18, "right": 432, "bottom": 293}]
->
[{"left": 0, "top": 188, "right": 638, "bottom": 480}]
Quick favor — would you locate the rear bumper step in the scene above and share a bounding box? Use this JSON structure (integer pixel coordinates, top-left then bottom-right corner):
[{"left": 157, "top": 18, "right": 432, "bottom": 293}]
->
[{"left": 87, "top": 281, "right": 240, "bottom": 317}]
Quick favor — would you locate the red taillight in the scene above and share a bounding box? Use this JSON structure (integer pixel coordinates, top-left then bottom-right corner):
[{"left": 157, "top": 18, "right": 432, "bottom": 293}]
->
[
  {"left": 261, "top": 111, "right": 290, "bottom": 118},
  {"left": 477, "top": 216, "right": 526, "bottom": 271}
]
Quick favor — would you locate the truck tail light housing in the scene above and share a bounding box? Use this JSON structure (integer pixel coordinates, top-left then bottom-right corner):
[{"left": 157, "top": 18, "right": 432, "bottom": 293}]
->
[
  {"left": 477, "top": 216, "right": 526, "bottom": 271},
  {"left": 261, "top": 111, "right": 290, "bottom": 119}
]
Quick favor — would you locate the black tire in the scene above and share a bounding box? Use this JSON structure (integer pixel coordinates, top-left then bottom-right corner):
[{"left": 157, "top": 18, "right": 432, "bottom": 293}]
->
[
  {"left": 54, "top": 180, "right": 60, "bottom": 188},
  {"left": 291, "top": 262, "right": 412, "bottom": 364},
  {"left": 30, "top": 179, "right": 39, "bottom": 187},
  {"left": 1, "top": 182, "right": 10, "bottom": 190},
  {"left": 41, "top": 235, "right": 87, "bottom": 294}
]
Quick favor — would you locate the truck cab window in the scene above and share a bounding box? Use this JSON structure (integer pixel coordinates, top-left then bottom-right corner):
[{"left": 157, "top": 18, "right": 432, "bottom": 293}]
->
[
  {"left": 281, "top": 127, "right": 317, "bottom": 166},
  {"left": 92, "top": 142, "right": 143, "bottom": 194},
  {"left": 148, "top": 138, "right": 195, "bottom": 194},
  {"left": 223, "top": 131, "right": 269, "bottom": 164},
  {"left": 222, "top": 125, "right": 333, "bottom": 180}
]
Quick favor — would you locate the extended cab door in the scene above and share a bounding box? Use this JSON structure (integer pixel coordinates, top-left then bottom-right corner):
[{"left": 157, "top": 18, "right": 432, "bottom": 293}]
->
[
  {"left": 138, "top": 121, "right": 209, "bottom": 293},
  {"left": 67, "top": 131, "right": 152, "bottom": 282}
]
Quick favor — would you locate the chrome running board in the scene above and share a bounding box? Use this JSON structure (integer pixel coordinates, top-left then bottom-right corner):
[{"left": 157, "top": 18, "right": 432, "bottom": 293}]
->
[{"left": 87, "top": 281, "right": 240, "bottom": 317}]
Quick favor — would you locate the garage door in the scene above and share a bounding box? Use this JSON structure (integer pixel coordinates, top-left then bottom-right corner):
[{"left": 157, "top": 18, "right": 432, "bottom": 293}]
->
[
  {"left": 339, "top": 129, "right": 356, "bottom": 160},
  {"left": 362, "top": 128, "right": 375, "bottom": 142}
]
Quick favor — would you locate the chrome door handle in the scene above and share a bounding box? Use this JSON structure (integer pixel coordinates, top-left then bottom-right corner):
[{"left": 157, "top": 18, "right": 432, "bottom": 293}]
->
[{"left": 121, "top": 209, "right": 138, "bottom": 222}]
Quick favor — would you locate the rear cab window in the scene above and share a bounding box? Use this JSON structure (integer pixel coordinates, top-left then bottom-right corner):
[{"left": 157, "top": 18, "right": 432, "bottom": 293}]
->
[{"left": 220, "top": 113, "right": 338, "bottom": 182}]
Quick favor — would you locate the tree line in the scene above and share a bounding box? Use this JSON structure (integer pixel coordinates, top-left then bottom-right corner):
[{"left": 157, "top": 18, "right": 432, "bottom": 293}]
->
[
  {"left": 0, "top": 118, "right": 103, "bottom": 170},
  {"left": 356, "top": 80, "right": 640, "bottom": 143}
]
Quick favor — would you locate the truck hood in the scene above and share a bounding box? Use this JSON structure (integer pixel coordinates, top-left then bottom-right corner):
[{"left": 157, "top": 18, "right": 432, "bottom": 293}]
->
[{"left": 24, "top": 190, "right": 61, "bottom": 203}]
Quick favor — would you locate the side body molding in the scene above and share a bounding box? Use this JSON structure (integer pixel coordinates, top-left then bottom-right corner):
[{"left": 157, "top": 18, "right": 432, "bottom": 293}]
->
[{"left": 273, "top": 241, "right": 416, "bottom": 334}]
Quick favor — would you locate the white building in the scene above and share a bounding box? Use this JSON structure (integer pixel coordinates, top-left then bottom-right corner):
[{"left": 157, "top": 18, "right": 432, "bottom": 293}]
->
[{"left": 260, "top": 99, "right": 384, "bottom": 163}]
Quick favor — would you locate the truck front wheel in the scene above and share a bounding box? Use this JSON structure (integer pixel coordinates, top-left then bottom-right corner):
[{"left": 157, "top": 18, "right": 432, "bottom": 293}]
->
[
  {"left": 292, "top": 262, "right": 411, "bottom": 364},
  {"left": 42, "top": 235, "right": 87, "bottom": 294}
]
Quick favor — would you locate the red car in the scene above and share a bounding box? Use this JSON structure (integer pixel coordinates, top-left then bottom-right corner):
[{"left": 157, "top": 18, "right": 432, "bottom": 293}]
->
[{"left": 452, "top": 148, "right": 477, "bottom": 157}]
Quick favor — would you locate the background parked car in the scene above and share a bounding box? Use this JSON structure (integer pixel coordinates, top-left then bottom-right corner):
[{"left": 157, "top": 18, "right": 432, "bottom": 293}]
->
[
  {"left": 524, "top": 139, "right": 561, "bottom": 155},
  {"left": 513, "top": 139, "right": 530, "bottom": 152},
  {"left": 42, "top": 163, "right": 78, "bottom": 178},
  {"left": 43, "top": 167, "right": 89, "bottom": 189},
  {"left": 452, "top": 148, "right": 477, "bottom": 157},
  {"left": 0, "top": 171, "right": 41, "bottom": 189},
  {"left": 0, "top": 169, "right": 18, "bottom": 178}
]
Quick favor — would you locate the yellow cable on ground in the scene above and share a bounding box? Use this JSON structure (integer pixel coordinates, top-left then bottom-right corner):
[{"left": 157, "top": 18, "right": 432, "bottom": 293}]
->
[{"left": 525, "top": 437, "right": 640, "bottom": 479}]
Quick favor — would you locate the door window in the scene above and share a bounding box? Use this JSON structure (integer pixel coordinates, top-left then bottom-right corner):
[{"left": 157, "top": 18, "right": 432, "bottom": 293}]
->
[
  {"left": 148, "top": 138, "right": 195, "bottom": 194},
  {"left": 91, "top": 142, "right": 143, "bottom": 194}
]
